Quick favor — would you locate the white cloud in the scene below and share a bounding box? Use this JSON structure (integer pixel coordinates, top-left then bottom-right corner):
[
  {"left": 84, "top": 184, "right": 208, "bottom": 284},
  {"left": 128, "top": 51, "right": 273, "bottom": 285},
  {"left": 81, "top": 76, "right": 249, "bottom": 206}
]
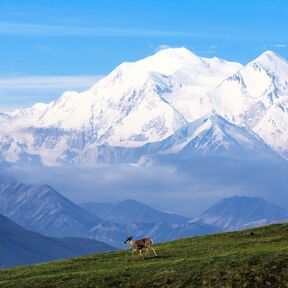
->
[
  {"left": 209, "top": 44, "right": 218, "bottom": 50},
  {"left": 0, "top": 75, "right": 103, "bottom": 112},
  {"left": 156, "top": 44, "right": 172, "bottom": 51},
  {"left": 7, "top": 160, "right": 288, "bottom": 217},
  {"left": 198, "top": 44, "right": 218, "bottom": 55},
  {"left": 273, "top": 44, "right": 286, "bottom": 48},
  {"left": 0, "top": 75, "right": 103, "bottom": 90},
  {"left": 0, "top": 21, "right": 261, "bottom": 40},
  {"left": 180, "top": 44, "right": 218, "bottom": 56},
  {"left": 153, "top": 44, "right": 218, "bottom": 55},
  {"left": 0, "top": 21, "right": 211, "bottom": 38}
]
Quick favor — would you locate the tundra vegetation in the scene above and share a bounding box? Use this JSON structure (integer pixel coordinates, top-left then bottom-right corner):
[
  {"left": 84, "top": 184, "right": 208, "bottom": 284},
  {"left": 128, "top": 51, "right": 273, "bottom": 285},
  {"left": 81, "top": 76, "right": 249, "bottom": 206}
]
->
[{"left": 0, "top": 223, "right": 287, "bottom": 287}]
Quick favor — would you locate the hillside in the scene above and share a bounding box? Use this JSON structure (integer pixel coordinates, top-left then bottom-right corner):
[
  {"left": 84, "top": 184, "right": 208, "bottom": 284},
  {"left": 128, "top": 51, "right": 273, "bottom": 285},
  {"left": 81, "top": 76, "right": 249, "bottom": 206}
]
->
[
  {"left": 0, "top": 213, "right": 114, "bottom": 268},
  {"left": 0, "top": 223, "right": 287, "bottom": 287},
  {"left": 0, "top": 183, "right": 100, "bottom": 237},
  {"left": 199, "top": 195, "right": 288, "bottom": 230},
  {"left": 81, "top": 199, "right": 189, "bottom": 224}
]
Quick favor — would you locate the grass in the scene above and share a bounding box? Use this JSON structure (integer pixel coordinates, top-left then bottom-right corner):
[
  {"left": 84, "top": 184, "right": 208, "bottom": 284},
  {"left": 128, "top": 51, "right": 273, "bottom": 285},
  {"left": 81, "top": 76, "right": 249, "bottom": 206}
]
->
[{"left": 0, "top": 223, "right": 288, "bottom": 287}]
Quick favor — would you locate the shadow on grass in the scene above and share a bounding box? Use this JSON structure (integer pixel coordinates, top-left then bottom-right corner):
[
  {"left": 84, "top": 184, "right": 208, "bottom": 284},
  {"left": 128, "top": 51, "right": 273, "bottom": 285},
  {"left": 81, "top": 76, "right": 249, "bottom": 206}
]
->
[
  {"left": 127, "top": 254, "right": 173, "bottom": 263},
  {"left": 144, "top": 255, "right": 173, "bottom": 260}
]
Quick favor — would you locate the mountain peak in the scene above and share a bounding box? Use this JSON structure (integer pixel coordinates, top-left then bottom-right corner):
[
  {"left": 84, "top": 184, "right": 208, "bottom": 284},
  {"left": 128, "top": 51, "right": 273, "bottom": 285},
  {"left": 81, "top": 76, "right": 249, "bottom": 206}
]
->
[
  {"left": 221, "top": 195, "right": 263, "bottom": 203},
  {"left": 200, "top": 195, "right": 288, "bottom": 230},
  {"left": 0, "top": 183, "right": 100, "bottom": 237},
  {"left": 133, "top": 47, "right": 206, "bottom": 76},
  {"left": 250, "top": 50, "right": 288, "bottom": 74},
  {"left": 255, "top": 50, "right": 281, "bottom": 62},
  {"left": 154, "top": 47, "right": 198, "bottom": 59},
  {"left": 201, "top": 113, "right": 226, "bottom": 123},
  {"left": 117, "top": 199, "right": 144, "bottom": 207},
  {"left": 0, "top": 48, "right": 287, "bottom": 165},
  {"left": 101, "top": 199, "right": 188, "bottom": 225},
  {"left": 259, "top": 50, "right": 279, "bottom": 58}
]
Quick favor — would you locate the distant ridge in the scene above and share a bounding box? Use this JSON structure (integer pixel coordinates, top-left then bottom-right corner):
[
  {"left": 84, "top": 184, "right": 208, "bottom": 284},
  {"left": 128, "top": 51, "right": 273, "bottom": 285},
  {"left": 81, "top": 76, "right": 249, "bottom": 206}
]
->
[
  {"left": 0, "top": 213, "right": 114, "bottom": 268},
  {"left": 199, "top": 195, "right": 288, "bottom": 230},
  {"left": 1, "top": 182, "right": 287, "bottom": 250},
  {"left": 0, "top": 183, "right": 101, "bottom": 237},
  {"left": 81, "top": 199, "right": 189, "bottom": 224}
]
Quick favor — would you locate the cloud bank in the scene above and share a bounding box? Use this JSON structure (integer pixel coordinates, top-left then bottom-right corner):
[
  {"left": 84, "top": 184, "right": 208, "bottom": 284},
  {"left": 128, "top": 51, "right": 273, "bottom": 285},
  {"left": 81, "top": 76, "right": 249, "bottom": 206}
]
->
[
  {"left": 0, "top": 75, "right": 102, "bottom": 112},
  {"left": 4, "top": 159, "right": 288, "bottom": 217}
]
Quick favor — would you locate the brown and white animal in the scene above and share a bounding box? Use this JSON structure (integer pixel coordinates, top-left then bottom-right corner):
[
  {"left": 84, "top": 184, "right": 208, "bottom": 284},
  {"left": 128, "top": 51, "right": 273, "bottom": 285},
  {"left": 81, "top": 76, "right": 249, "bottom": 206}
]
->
[{"left": 124, "top": 236, "right": 157, "bottom": 260}]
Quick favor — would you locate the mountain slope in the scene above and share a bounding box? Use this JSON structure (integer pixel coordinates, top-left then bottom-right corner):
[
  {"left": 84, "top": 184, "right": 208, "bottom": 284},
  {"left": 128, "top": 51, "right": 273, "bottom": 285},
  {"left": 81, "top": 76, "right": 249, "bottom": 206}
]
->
[
  {"left": 0, "top": 213, "right": 114, "bottom": 268},
  {"left": 88, "top": 199, "right": 189, "bottom": 224},
  {"left": 0, "top": 48, "right": 242, "bottom": 166},
  {"left": 89, "top": 220, "right": 220, "bottom": 249},
  {"left": 0, "top": 48, "right": 288, "bottom": 165},
  {"left": 76, "top": 113, "right": 282, "bottom": 164},
  {"left": 0, "top": 183, "right": 101, "bottom": 237},
  {"left": 211, "top": 51, "right": 288, "bottom": 158},
  {"left": 199, "top": 196, "right": 288, "bottom": 230},
  {"left": 0, "top": 183, "right": 217, "bottom": 248},
  {"left": 81, "top": 200, "right": 220, "bottom": 248},
  {"left": 8, "top": 48, "right": 240, "bottom": 135},
  {"left": 211, "top": 51, "right": 288, "bottom": 122},
  {"left": 1, "top": 223, "right": 287, "bottom": 287},
  {"left": 139, "top": 113, "right": 281, "bottom": 163},
  {"left": 79, "top": 202, "right": 115, "bottom": 220}
]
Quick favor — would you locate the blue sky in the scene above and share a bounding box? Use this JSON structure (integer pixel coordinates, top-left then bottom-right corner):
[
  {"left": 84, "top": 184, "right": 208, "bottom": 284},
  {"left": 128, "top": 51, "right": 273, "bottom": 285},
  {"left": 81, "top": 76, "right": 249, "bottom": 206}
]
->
[{"left": 0, "top": 0, "right": 287, "bottom": 110}]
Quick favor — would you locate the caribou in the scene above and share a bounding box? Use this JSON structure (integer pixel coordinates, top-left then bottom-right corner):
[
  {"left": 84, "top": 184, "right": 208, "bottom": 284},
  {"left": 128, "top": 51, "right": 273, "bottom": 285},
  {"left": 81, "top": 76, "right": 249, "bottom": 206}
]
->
[{"left": 124, "top": 236, "right": 158, "bottom": 260}]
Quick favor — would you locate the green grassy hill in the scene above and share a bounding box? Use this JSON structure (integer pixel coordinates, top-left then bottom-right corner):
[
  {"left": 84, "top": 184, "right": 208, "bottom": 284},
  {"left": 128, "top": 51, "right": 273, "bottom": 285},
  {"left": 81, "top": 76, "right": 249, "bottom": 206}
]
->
[{"left": 0, "top": 223, "right": 288, "bottom": 288}]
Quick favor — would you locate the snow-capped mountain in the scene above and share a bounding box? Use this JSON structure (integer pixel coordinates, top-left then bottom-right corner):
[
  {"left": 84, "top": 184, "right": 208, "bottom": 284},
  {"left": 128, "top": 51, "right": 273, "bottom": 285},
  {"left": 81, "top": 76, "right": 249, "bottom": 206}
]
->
[
  {"left": 0, "top": 48, "right": 287, "bottom": 165},
  {"left": 199, "top": 196, "right": 288, "bottom": 231},
  {"left": 137, "top": 114, "right": 281, "bottom": 164},
  {"left": 8, "top": 48, "right": 240, "bottom": 133},
  {"left": 211, "top": 51, "right": 288, "bottom": 157}
]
